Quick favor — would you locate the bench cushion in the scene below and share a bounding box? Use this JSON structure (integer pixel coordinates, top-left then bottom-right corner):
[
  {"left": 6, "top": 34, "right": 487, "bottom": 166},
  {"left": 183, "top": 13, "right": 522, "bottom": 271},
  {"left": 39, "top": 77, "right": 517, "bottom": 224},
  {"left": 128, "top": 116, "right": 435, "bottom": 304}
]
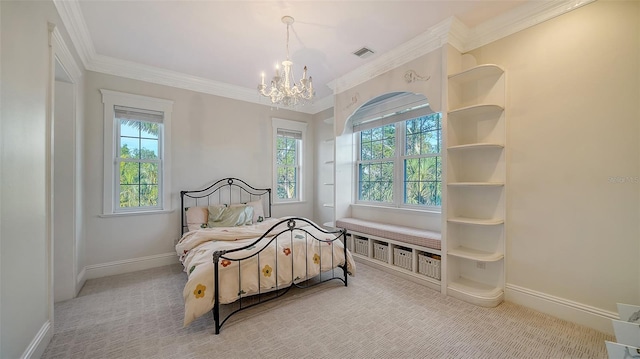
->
[{"left": 335, "top": 217, "right": 441, "bottom": 250}]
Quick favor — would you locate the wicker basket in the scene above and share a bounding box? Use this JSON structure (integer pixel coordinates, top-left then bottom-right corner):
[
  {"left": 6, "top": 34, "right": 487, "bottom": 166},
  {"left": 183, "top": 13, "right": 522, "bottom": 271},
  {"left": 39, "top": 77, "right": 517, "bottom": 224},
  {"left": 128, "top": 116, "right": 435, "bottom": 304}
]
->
[
  {"left": 373, "top": 241, "right": 388, "bottom": 262},
  {"left": 418, "top": 253, "right": 441, "bottom": 280},
  {"left": 354, "top": 236, "right": 369, "bottom": 256},
  {"left": 393, "top": 247, "right": 412, "bottom": 271}
]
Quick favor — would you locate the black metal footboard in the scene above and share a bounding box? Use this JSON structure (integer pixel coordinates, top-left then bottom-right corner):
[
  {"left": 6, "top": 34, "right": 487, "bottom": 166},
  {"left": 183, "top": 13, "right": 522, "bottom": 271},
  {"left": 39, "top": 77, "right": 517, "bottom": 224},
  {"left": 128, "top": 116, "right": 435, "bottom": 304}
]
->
[{"left": 211, "top": 217, "right": 348, "bottom": 334}]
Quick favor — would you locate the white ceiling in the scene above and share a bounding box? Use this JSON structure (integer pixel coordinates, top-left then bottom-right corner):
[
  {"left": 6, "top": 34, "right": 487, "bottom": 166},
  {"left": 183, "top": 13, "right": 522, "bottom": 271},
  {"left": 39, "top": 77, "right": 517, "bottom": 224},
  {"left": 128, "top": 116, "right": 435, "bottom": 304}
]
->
[{"left": 56, "top": 0, "right": 588, "bottom": 113}]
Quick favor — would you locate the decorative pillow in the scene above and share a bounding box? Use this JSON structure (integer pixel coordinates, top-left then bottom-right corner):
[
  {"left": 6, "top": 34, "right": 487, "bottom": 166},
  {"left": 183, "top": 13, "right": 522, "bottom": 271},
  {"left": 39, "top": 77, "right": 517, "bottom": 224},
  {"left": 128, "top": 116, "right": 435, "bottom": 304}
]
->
[
  {"left": 231, "top": 200, "right": 265, "bottom": 223},
  {"left": 208, "top": 205, "right": 254, "bottom": 227},
  {"left": 185, "top": 206, "right": 209, "bottom": 231}
]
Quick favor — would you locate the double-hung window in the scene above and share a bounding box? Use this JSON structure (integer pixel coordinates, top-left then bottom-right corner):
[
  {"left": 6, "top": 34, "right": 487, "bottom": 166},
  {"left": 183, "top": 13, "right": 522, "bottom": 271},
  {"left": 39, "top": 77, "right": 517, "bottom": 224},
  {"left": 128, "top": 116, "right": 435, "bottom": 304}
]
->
[
  {"left": 272, "top": 118, "right": 307, "bottom": 203},
  {"left": 356, "top": 112, "right": 442, "bottom": 209},
  {"left": 101, "top": 90, "right": 173, "bottom": 215}
]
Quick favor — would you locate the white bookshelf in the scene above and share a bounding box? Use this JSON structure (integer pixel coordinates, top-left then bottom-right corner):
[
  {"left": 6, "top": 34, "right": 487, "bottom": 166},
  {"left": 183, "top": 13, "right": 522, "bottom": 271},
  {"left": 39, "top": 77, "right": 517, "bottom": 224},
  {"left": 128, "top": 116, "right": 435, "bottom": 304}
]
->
[{"left": 446, "top": 63, "right": 506, "bottom": 308}]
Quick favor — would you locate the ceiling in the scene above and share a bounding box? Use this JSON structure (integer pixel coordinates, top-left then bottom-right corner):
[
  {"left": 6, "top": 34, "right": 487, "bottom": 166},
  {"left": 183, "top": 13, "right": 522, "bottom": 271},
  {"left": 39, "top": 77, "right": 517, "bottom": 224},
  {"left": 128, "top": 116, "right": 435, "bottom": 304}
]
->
[{"left": 56, "top": 0, "right": 585, "bottom": 113}]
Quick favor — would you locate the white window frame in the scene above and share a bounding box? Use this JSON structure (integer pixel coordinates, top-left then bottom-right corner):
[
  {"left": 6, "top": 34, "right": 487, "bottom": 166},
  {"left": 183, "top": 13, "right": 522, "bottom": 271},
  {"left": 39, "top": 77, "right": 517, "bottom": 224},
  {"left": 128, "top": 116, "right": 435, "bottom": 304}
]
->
[
  {"left": 355, "top": 115, "right": 441, "bottom": 211},
  {"left": 101, "top": 89, "right": 173, "bottom": 215},
  {"left": 272, "top": 118, "right": 307, "bottom": 203}
]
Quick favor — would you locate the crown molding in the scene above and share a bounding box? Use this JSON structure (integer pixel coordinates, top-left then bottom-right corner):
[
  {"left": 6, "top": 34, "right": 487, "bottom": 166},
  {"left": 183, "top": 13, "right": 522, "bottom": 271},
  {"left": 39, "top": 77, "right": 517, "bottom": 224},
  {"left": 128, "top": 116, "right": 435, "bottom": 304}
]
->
[
  {"left": 53, "top": 0, "right": 96, "bottom": 68},
  {"left": 463, "top": 0, "right": 597, "bottom": 52},
  {"left": 327, "top": 17, "right": 452, "bottom": 95},
  {"left": 54, "top": 0, "right": 595, "bottom": 114},
  {"left": 50, "top": 26, "right": 83, "bottom": 82}
]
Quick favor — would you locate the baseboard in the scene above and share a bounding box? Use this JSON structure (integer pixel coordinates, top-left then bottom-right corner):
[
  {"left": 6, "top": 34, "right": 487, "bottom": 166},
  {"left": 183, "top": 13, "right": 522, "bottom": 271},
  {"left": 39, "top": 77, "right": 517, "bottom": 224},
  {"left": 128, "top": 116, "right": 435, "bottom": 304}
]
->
[
  {"left": 21, "top": 320, "right": 52, "bottom": 359},
  {"left": 84, "top": 252, "right": 178, "bottom": 280},
  {"left": 506, "top": 283, "right": 618, "bottom": 335},
  {"left": 76, "top": 266, "right": 86, "bottom": 296}
]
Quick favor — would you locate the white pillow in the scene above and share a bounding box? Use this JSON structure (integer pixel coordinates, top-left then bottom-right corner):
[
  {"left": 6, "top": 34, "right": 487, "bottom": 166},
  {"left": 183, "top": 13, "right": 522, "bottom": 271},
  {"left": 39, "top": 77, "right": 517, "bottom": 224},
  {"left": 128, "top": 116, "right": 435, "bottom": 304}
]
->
[
  {"left": 231, "top": 200, "right": 265, "bottom": 223},
  {"left": 185, "top": 206, "right": 209, "bottom": 231}
]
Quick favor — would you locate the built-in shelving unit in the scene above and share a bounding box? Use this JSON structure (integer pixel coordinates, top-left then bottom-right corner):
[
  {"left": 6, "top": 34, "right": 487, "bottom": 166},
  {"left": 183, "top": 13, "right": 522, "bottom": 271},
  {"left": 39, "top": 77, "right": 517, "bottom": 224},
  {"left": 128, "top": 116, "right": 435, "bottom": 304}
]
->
[
  {"left": 345, "top": 231, "right": 442, "bottom": 291},
  {"left": 446, "top": 63, "right": 506, "bottom": 308},
  {"left": 321, "top": 118, "right": 336, "bottom": 228}
]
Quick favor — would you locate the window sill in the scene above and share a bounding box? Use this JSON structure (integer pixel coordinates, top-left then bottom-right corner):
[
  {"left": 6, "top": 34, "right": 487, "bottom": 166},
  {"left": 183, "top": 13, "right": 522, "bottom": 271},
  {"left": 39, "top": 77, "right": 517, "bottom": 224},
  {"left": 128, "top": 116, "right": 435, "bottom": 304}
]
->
[
  {"left": 273, "top": 201, "right": 307, "bottom": 206},
  {"left": 351, "top": 203, "right": 441, "bottom": 215},
  {"left": 99, "top": 209, "right": 175, "bottom": 218}
]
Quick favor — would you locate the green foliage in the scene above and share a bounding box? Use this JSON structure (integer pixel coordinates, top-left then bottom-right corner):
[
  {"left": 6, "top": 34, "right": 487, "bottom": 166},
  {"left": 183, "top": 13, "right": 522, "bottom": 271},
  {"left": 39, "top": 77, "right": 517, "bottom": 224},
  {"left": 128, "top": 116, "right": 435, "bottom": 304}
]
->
[
  {"left": 118, "top": 120, "right": 160, "bottom": 208},
  {"left": 358, "top": 113, "right": 442, "bottom": 206},
  {"left": 276, "top": 136, "right": 298, "bottom": 200}
]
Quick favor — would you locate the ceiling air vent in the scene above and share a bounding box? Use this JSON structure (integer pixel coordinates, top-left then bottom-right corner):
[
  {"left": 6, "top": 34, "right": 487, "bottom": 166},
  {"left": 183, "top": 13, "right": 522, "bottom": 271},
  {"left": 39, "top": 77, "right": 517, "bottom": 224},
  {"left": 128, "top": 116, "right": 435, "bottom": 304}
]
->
[{"left": 353, "top": 47, "right": 375, "bottom": 59}]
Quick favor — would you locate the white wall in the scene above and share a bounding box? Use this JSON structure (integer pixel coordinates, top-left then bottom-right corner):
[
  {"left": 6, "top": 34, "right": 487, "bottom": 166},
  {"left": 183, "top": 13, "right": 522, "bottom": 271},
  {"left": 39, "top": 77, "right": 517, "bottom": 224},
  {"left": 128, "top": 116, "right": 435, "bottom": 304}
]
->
[
  {"left": 82, "top": 71, "right": 315, "bottom": 274},
  {"left": 0, "top": 1, "right": 83, "bottom": 357},
  {"left": 468, "top": 0, "right": 639, "bottom": 323},
  {"left": 53, "top": 80, "right": 76, "bottom": 302}
]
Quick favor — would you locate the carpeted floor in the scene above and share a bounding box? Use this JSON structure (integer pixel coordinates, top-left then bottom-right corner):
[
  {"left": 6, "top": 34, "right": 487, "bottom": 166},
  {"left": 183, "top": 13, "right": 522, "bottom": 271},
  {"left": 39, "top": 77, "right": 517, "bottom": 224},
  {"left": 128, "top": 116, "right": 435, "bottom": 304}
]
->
[{"left": 42, "top": 262, "right": 613, "bottom": 359}]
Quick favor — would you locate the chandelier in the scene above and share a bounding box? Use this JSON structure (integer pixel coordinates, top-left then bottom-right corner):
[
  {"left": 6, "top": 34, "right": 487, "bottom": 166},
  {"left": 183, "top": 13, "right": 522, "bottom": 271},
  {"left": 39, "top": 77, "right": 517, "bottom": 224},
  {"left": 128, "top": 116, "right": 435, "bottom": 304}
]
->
[{"left": 258, "top": 16, "right": 314, "bottom": 107}]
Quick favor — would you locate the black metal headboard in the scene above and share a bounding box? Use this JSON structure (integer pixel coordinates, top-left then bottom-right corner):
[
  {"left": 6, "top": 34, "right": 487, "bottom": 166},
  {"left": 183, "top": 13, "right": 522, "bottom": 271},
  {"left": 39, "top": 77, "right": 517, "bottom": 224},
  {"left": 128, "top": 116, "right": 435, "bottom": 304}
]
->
[{"left": 180, "top": 177, "right": 272, "bottom": 234}]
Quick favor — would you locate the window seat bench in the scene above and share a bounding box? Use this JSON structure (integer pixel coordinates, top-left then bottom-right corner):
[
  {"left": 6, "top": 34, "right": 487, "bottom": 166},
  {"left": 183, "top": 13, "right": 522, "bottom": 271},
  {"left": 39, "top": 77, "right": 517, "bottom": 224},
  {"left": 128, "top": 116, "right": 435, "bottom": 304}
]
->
[
  {"left": 335, "top": 217, "right": 442, "bottom": 287},
  {"left": 335, "top": 217, "right": 441, "bottom": 251}
]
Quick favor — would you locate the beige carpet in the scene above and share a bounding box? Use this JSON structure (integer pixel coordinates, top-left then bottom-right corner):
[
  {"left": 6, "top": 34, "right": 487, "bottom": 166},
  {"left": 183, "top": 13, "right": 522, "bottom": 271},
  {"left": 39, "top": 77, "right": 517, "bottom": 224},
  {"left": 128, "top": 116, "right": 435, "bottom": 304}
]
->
[{"left": 42, "top": 262, "right": 612, "bottom": 359}]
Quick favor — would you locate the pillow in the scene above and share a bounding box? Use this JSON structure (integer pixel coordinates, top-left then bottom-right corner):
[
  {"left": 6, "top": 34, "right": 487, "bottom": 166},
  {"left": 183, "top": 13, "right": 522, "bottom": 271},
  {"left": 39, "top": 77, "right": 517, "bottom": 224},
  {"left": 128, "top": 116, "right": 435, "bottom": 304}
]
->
[
  {"left": 207, "top": 205, "right": 227, "bottom": 224},
  {"left": 185, "top": 206, "right": 209, "bottom": 231},
  {"left": 208, "top": 205, "right": 254, "bottom": 227},
  {"left": 231, "top": 200, "right": 265, "bottom": 223}
]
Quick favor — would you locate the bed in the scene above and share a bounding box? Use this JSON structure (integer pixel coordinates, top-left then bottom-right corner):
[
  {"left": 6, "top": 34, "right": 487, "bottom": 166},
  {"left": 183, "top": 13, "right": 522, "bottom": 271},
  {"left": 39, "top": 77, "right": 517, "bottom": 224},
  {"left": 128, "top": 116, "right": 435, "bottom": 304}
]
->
[{"left": 177, "top": 178, "right": 355, "bottom": 334}]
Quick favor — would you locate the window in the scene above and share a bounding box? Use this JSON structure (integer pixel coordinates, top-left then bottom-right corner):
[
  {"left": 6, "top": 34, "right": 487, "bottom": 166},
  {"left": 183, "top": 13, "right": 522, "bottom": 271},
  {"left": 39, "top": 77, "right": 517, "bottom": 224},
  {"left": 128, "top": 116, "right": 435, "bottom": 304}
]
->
[
  {"left": 101, "top": 90, "right": 173, "bottom": 215},
  {"left": 356, "top": 112, "right": 442, "bottom": 209},
  {"left": 272, "top": 118, "right": 307, "bottom": 203}
]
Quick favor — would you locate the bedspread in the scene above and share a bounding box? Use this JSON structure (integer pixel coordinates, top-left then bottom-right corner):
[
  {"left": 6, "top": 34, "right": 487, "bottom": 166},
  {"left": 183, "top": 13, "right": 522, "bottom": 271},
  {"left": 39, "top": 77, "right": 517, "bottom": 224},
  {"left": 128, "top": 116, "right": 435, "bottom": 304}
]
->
[{"left": 176, "top": 218, "right": 355, "bottom": 326}]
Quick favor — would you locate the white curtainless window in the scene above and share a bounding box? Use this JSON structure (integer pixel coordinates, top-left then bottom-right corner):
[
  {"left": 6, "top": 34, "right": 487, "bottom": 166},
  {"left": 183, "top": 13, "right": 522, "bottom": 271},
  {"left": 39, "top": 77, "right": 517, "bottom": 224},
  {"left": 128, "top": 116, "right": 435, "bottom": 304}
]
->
[
  {"left": 272, "top": 118, "right": 307, "bottom": 203},
  {"left": 101, "top": 90, "right": 173, "bottom": 215}
]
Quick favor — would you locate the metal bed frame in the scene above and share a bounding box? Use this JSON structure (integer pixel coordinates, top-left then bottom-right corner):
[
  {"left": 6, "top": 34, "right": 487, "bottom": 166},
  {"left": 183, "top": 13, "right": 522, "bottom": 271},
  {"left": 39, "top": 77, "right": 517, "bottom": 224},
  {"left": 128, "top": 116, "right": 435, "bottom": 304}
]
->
[{"left": 180, "top": 178, "right": 348, "bottom": 334}]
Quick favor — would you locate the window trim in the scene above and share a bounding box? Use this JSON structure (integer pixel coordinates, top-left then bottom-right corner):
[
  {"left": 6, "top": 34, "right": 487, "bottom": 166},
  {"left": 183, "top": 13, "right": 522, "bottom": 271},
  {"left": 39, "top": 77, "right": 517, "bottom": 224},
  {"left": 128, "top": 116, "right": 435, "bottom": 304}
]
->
[
  {"left": 101, "top": 89, "right": 173, "bottom": 215},
  {"left": 355, "top": 114, "right": 442, "bottom": 212},
  {"left": 272, "top": 118, "right": 307, "bottom": 204}
]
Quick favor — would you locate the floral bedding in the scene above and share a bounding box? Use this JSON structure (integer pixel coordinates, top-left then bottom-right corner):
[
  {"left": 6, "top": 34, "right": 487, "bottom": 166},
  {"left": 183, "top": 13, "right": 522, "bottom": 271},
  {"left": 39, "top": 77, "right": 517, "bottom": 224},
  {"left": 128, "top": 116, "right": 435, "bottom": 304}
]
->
[{"left": 176, "top": 217, "right": 355, "bottom": 326}]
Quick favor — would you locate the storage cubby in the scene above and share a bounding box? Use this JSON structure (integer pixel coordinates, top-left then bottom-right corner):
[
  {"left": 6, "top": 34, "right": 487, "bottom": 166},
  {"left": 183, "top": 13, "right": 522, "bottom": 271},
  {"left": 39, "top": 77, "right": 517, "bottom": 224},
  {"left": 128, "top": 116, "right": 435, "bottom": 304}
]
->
[
  {"left": 393, "top": 246, "right": 412, "bottom": 271},
  {"left": 344, "top": 229, "right": 442, "bottom": 291},
  {"left": 417, "top": 252, "right": 441, "bottom": 280},
  {"left": 445, "top": 63, "right": 506, "bottom": 308},
  {"left": 354, "top": 235, "right": 369, "bottom": 257},
  {"left": 373, "top": 241, "right": 389, "bottom": 263}
]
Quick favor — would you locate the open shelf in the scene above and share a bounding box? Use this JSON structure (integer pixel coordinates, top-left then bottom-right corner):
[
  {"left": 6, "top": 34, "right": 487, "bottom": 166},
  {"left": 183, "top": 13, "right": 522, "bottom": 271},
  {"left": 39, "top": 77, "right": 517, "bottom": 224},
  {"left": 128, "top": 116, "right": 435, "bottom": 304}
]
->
[
  {"left": 448, "top": 104, "right": 504, "bottom": 119},
  {"left": 447, "top": 217, "right": 504, "bottom": 226},
  {"left": 448, "top": 143, "right": 504, "bottom": 151},
  {"left": 448, "top": 246, "right": 504, "bottom": 262},
  {"left": 448, "top": 182, "right": 504, "bottom": 187},
  {"left": 448, "top": 277, "right": 504, "bottom": 307},
  {"left": 448, "top": 64, "right": 504, "bottom": 84}
]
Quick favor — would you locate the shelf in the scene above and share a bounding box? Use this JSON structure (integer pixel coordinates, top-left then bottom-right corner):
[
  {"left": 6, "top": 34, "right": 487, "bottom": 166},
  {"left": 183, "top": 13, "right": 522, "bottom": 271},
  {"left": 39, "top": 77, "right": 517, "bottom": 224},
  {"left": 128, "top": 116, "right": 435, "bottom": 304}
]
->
[
  {"left": 448, "top": 143, "right": 504, "bottom": 151},
  {"left": 324, "top": 160, "right": 334, "bottom": 164},
  {"left": 448, "top": 182, "right": 504, "bottom": 187},
  {"left": 448, "top": 103, "right": 504, "bottom": 119},
  {"left": 447, "top": 217, "right": 504, "bottom": 226},
  {"left": 324, "top": 138, "right": 335, "bottom": 143},
  {"left": 448, "top": 64, "right": 504, "bottom": 84},
  {"left": 323, "top": 183, "right": 334, "bottom": 186},
  {"left": 447, "top": 277, "right": 504, "bottom": 308},
  {"left": 323, "top": 203, "right": 334, "bottom": 208},
  {"left": 448, "top": 246, "right": 504, "bottom": 262}
]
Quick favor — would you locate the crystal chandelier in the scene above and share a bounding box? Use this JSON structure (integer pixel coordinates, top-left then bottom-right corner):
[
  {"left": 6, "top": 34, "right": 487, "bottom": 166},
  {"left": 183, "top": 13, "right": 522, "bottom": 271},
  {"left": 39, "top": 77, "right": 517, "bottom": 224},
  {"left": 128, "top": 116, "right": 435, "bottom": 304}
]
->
[{"left": 258, "top": 16, "right": 314, "bottom": 107}]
